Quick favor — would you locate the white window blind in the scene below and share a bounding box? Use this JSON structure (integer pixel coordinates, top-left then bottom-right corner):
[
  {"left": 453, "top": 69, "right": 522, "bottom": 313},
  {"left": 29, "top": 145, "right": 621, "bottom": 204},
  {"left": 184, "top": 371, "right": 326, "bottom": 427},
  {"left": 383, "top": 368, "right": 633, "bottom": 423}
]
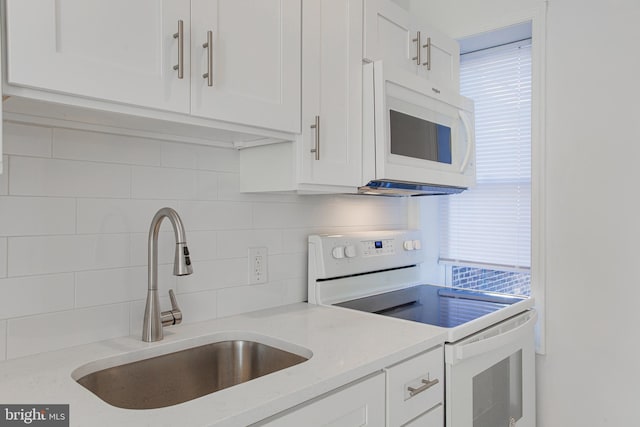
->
[{"left": 440, "top": 40, "right": 532, "bottom": 270}]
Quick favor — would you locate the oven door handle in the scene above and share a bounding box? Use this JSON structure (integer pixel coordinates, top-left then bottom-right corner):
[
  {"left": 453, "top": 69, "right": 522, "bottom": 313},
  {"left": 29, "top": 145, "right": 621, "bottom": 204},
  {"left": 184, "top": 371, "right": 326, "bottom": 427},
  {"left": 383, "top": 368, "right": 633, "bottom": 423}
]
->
[{"left": 449, "top": 311, "right": 537, "bottom": 362}]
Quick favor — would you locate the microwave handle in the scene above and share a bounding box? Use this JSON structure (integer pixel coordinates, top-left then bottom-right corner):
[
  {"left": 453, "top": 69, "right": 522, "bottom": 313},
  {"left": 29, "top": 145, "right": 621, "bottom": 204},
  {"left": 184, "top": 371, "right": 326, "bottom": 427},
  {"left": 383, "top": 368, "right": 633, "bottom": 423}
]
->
[
  {"left": 458, "top": 110, "right": 473, "bottom": 173},
  {"left": 450, "top": 311, "right": 537, "bottom": 362}
]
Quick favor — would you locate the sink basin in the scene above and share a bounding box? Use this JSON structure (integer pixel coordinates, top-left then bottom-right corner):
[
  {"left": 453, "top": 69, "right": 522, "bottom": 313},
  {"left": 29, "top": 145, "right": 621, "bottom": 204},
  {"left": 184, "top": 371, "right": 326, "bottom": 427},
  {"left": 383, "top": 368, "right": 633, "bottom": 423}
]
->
[{"left": 75, "top": 340, "right": 310, "bottom": 409}]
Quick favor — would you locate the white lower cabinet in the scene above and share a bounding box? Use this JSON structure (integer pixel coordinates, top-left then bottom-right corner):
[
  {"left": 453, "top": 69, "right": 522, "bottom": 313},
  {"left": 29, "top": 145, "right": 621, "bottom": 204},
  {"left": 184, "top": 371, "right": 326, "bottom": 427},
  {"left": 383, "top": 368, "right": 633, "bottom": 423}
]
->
[
  {"left": 256, "top": 372, "right": 385, "bottom": 426},
  {"left": 386, "top": 346, "right": 444, "bottom": 427},
  {"left": 256, "top": 346, "right": 444, "bottom": 427},
  {"left": 404, "top": 404, "right": 444, "bottom": 427}
]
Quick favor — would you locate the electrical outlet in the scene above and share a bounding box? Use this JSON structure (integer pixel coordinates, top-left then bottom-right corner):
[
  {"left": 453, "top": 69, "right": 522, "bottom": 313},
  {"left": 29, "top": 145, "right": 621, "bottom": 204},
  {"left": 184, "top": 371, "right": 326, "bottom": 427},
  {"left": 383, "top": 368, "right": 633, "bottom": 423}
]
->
[{"left": 248, "top": 247, "right": 268, "bottom": 284}]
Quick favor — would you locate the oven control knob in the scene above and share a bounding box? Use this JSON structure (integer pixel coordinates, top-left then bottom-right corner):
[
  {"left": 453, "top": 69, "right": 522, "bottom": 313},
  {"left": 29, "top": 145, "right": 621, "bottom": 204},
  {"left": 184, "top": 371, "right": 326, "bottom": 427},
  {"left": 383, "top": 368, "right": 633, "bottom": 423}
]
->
[
  {"left": 344, "top": 245, "right": 357, "bottom": 258},
  {"left": 332, "top": 246, "right": 345, "bottom": 259},
  {"left": 403, "top": 240, "right": 414, "bottom": 251},
  {"left": 413, "top": 240, "right": 422, "bottom": 250}
]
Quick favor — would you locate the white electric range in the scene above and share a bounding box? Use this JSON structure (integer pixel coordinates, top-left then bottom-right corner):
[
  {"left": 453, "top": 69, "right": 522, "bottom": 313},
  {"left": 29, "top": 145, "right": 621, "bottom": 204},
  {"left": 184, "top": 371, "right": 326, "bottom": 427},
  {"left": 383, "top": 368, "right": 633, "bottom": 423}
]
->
[{"left": 308, "top": 230, "right": 536, "bottom": 427}]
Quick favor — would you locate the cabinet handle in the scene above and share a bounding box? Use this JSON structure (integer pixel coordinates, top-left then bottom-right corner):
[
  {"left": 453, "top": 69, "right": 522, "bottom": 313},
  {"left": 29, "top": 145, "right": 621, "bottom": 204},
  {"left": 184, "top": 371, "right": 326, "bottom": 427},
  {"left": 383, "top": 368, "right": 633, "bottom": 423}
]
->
[
  {"left": 310, "top": 115, "right": 320, "bottom": 160},
  {"left": 412, "top": 31, "right": 421, "bottom": 65},
  {"left": 407, "top": 378, "right": 439, "bottom": 397},
  {"left": 422, "top": 36, "right": 431, "bottom": 70},
  {"left": 202, "top": 30, "right": 214, "bottom": 87},
  {"left": 173, "top": 20, "right": 184, "bottom": 79}
]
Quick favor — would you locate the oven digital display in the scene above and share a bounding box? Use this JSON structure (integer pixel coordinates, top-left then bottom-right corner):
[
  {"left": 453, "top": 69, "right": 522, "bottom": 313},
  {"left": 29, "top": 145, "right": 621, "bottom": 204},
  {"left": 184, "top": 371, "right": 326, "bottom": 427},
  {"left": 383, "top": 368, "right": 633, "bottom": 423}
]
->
[{"left": 363, "top": 239, "right": 395, "bottom": 257}]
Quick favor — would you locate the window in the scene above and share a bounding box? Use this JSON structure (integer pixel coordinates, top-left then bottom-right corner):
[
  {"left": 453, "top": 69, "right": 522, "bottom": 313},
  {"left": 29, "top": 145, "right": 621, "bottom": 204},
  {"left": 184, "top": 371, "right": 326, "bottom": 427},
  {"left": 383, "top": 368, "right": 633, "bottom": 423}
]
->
[{"left": 440, "top": 27, "right": 532, "bottom": 296}]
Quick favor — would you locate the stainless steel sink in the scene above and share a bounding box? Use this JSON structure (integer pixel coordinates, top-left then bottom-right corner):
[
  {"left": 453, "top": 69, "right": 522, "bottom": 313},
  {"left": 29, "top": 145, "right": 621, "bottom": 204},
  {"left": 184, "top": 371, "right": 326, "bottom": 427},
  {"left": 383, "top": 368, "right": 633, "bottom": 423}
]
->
[{"left": 75, "top": 340, "right": 309, "bottom": 409}]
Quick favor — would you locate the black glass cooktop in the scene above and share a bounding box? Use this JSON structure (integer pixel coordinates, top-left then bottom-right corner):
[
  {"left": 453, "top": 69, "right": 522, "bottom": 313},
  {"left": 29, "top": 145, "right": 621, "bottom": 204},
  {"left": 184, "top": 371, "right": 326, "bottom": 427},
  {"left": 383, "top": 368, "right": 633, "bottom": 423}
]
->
[{"left": 335, "top": 284, "right": 525, "bottom": 328}]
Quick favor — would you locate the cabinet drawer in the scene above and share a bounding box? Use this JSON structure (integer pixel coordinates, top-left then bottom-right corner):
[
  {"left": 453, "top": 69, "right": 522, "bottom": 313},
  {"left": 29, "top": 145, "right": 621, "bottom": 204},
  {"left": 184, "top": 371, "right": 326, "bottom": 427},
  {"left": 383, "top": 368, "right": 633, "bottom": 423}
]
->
[
  {"left": 257, "top": 372, "right": 385, "bottom": 426},
  {"left": 404, "top": 403, "right": 443, "bottom": 427},
  {"left": 386, "top": 346, "right": 443, "bottom": 426}
]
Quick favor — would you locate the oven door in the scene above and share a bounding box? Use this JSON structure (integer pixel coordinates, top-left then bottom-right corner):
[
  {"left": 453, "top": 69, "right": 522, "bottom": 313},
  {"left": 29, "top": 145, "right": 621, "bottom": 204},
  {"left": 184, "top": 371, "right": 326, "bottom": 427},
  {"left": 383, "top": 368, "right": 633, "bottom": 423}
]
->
[{"left": 445, "top": 311, "right": 536, "bottom": 427}]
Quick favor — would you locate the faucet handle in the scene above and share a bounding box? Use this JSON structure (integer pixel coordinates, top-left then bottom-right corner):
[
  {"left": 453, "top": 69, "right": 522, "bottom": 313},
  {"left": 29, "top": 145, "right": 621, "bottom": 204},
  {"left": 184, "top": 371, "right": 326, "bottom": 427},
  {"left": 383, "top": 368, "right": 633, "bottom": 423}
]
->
[{"left": 161, "top": 289, "right": 183, "bottom": 326}]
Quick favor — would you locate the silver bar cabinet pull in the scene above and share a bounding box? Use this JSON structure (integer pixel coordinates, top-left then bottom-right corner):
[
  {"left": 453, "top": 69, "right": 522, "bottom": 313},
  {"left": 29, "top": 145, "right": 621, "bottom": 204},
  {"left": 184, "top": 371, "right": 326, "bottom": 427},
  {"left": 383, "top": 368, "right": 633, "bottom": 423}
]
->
[
  {"left": 407, "top": 378, "right": 439, "bottom": 397},
  {"left": 412, "top": 31, "right": 421, "bottom": 65},
  {"left": 202, "top": 30, "right": 214, "bottom": 87},
  {"left": 173, "top": 20, "right": 184, "bottom": 79},
  {"left": 310, "top": 115, "right": 320, "bottom": 160},
  {"left": 422, "top": 36, "right": 432, "bottom": 70}
]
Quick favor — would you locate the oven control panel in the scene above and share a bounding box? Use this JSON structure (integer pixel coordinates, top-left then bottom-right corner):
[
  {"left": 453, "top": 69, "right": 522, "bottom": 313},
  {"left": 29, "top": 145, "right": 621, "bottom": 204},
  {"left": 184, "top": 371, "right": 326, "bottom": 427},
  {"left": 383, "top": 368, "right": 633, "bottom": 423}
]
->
[
  {"left": 308, "top": 230, "right": 424, "bottom": 279},
  {"left": 362, "top": 239, "right": 395, "bottom": 257}
]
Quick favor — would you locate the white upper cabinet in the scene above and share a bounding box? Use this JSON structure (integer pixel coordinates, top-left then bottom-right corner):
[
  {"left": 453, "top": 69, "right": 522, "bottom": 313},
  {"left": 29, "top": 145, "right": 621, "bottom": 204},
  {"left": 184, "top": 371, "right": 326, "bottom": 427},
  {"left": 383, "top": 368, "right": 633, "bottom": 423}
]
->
[
  {"left": 5, "top": 0, "right": 191, "bottom": 114},
  {"left": 4, "top": 0, "right": 301, "bottom": 134},
  {"left": 412, "top": 20, "right": 460, "bottom": 90},
  {"left": 190, "top": 0, "right": 301, "bottom": 133},
  {"left": 299, "top": 0, "right": 363, "bottom": 187},
  {"left": 364, "top": 0, "right": 459, "bottom": 90},
  {"left": 239, "top": 0, "right": 363, "bottom": 193}
]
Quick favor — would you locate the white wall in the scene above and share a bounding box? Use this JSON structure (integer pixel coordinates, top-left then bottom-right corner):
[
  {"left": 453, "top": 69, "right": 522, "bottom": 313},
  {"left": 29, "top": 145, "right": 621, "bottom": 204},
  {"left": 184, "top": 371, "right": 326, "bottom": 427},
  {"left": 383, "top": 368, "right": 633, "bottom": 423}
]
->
[
  {"left": 413, "top": 0, "right": 640, "bottom": 425},
  {"left": 0, "top": 122, "right": 409, "bottom": 360}
]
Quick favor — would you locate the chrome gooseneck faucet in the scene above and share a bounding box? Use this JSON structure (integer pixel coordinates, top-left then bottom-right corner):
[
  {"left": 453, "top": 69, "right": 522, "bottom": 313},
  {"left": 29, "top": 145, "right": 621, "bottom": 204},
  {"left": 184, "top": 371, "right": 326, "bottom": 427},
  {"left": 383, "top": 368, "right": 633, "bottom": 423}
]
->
[{"left": 142, "top": 207, "right": 193, "bottom": 342}]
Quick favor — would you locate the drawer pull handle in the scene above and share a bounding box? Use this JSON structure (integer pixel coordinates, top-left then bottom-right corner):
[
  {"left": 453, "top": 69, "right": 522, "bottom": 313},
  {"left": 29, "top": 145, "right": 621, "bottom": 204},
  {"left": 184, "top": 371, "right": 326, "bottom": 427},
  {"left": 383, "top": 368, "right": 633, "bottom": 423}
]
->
[
  {"left": 407, "top": 378, "right": 439, "bottom": 397},
  {"left": 412, "top": 31, "right": 421, "bottom": 65},
  {"left": 173, "top": 20, "right": 184, "bottom": 79},
  {"left": 422, "top": 36, "right": 431, "bottom": 70},
  {"left": 203, "top": 30, "right": 214, "bottom": 87},
  {"left": 310, "top": 115, "right": 320, "bottom": 160}
]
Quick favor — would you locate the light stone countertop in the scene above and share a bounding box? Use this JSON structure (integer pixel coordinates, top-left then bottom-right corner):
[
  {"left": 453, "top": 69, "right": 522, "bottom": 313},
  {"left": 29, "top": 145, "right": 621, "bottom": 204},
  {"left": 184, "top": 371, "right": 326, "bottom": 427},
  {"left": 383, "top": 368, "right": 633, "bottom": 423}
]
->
[{"left": 0, "top": 303, "right": 446, "bottom": 426}]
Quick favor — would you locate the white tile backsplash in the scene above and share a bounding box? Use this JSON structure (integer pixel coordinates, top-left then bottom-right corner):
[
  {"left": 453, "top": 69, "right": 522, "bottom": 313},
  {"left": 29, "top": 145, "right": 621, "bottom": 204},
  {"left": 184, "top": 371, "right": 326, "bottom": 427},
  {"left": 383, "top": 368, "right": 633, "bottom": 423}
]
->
[
  {"left": 0, "top": 321, "right": 6, "bottom": 361},
  {"left": 7, "top": 304, "right": 130, "bottom": 359},
  {"left": 269, "top": 253, "right": 307, "bottom": 282},
  {"left": 9, "top": 157, "right": 131, "bottom": 198},
  {"left": 196, "top": 170, "right": 219, "bottom": 200},
  {"left": 129, "top": 231, "right": 177, "bottom": 266},
  {"left": 8, "top": 234, "right": 131, "bottom": 276},
  {"left": 216, "top": 229, "right": 283, "bottom": 258},
  {"left": 0, "top": 123, "right": 409, "bottom": 359},
  {"left": 0, "top": 155, "right": 8, "bottom": 195},
  {"left": 0, "top": 197, "right": 76, "bottom": 236},
  {"left": 76, "top": 199, "right": 179, "bottom": 234},
  {"left": 0, "top": 239, "right": 6, "bottom": 278},
  {"left": 217, "top": 281, "right": 287, "bottom": 318},
  {"left": 161, "top": 142, "right": 239, "bottom": 172},
  {"left": 175, "top": 290, "right": 218, "bottom": 324},
  {"left": 53, "top": 128, "right": 161, "bottom": 166},
  {"left": 179, "top": 200, "right": 253, "bottom": 231},
  {"left": 131, "top": 166, "right": 198, "bottom": 200},
  {"left": 75, "top": 265, "right": 175, "bottom": 308},
  {"left": 183, "top": 230, "right": 218, "bottom": 261},
  {"left": 176, "top": 258, "right": 248, "bottom": 293},
  {"left": 3, "top": 123, "right": 52, "bottom": 157},
  {"left": 0, "top": 274, "right": 74, "bottom": 319}
]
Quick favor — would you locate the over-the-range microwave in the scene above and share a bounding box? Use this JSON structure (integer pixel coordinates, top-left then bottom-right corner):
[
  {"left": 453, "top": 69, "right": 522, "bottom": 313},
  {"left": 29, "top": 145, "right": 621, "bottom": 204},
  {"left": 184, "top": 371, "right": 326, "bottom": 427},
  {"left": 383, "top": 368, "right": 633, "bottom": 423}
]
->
[{"left": 360, "top": 61, "right": 476, "bottom": 196}]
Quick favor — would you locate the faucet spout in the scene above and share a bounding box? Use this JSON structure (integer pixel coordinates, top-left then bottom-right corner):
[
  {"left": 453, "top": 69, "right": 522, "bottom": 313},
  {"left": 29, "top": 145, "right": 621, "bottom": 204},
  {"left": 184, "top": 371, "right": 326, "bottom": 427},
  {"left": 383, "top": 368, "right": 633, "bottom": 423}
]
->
[{"left": 143, "top": 207, "right": 193, "bottom": 342}]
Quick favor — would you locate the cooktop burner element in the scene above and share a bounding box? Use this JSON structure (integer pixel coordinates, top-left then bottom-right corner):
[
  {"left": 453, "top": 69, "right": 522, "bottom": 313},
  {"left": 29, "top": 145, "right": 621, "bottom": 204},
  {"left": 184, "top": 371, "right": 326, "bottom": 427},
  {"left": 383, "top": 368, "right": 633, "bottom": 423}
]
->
[
  {"left": 308, "top": 229, "right": 534, "bottom": 342},
  {"left": 335, "top": 284, "right": 526, "bottom": 328}
]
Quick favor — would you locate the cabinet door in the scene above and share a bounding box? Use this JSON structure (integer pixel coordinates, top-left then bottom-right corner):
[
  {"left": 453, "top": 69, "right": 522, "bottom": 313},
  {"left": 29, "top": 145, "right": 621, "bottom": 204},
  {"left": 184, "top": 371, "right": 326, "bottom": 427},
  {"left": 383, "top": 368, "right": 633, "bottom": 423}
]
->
[
  {"left": 414, "top": 23, "right": 460, "bottom": 90},
  {"left": 190, "top": 0, "right": 301, "bottom": 133},
  {"left": 299, "top": 0, "right": 363, "bottom": 187},
  {"left": 258, "top": 373, "right": 385, "bottom": 426},
  {"left": 364, "top": 0, "right": 417, "bottom": 73},
  {"left": 5, "top": 0, "right": 190, "bottom": 113}
]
